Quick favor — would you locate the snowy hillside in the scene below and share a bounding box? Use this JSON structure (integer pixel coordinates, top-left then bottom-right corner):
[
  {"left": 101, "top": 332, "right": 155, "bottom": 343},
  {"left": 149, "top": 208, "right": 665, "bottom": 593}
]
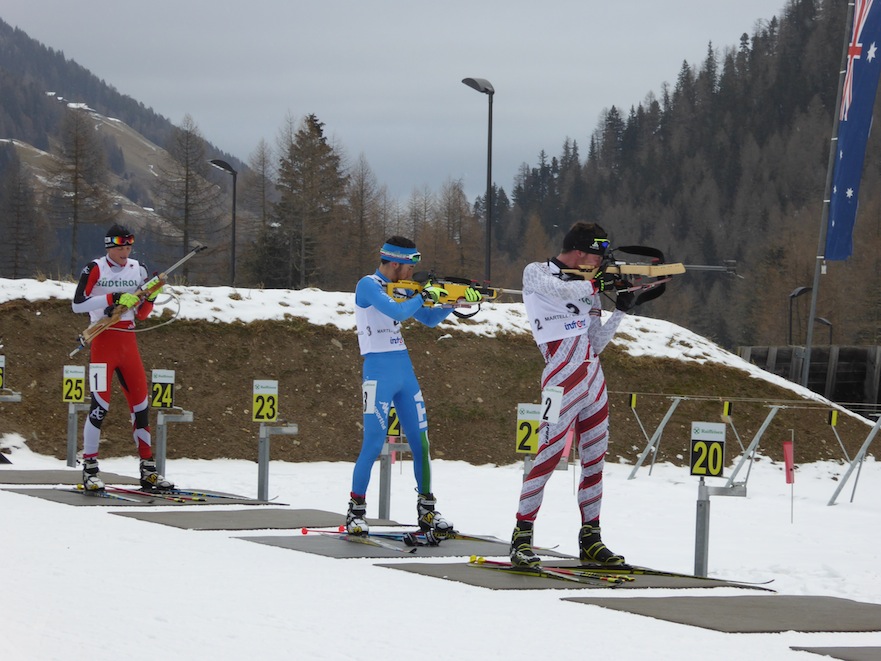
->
[{"left": 0, "top": 277, "right": 849, "bottom": 408}]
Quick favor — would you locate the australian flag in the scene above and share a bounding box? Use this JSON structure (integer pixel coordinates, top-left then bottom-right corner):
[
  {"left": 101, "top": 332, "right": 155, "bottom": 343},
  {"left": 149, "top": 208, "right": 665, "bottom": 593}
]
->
[{"left": 826, "top": 0, "right": 881, "bottom": 261}]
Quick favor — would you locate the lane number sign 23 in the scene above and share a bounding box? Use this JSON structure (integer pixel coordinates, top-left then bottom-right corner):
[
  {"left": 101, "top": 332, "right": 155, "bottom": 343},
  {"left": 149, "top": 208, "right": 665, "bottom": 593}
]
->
[{"left": 252, "top": 380, "right": 279, "bottom": 422}]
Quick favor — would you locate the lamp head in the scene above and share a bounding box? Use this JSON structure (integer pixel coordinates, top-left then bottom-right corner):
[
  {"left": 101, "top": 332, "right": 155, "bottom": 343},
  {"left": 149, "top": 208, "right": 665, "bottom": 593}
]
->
[
  {"left": 462, "top": 77, "right": 494, "bottom": 95},
  {"left": 209, "top": 158, "right": 237, "bottom": 175}
]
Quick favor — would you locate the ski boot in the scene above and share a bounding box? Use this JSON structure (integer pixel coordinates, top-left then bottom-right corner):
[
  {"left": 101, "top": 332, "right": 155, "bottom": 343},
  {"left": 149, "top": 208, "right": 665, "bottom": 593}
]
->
[
  {"left": 82, "top": 458, "right": 105, "bottom": 491},
  {"left": 139, "top": 459, "right": 174, "bottom": 490},
  {"left": 346, "top": 495, "right": 369, "bottom": 535},
  {"left": 416, "top": 492, "right": 454, "bottom": 543},
  {"left": 510, "top": 520, "right": 540, "bottom": 568},
  {"left": 579, "top": 521, "right": 625, "bottom": 565}
]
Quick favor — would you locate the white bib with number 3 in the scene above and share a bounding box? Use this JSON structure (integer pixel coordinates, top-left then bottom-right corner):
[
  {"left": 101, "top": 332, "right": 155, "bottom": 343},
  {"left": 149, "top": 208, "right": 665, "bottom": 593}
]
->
[{"left": 362, "top": 380, "right": 377, "bottom": 415}]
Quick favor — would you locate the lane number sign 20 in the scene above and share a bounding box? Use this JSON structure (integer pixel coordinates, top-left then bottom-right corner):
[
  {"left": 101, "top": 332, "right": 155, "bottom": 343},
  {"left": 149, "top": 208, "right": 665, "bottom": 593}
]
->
[{"left": 690, "top": 422, "right": 726, "bottom": 477}]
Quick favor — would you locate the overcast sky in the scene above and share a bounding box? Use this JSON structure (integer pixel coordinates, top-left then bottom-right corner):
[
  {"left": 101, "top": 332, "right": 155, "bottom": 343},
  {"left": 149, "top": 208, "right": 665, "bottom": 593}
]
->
[{"left": 4, "top": 1, "right": 787, "bottom": 201}]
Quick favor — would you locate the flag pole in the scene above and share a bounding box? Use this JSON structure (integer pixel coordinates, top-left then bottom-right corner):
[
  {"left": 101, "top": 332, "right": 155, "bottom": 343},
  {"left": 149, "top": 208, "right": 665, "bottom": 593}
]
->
[{"left": 801, "top": 1, "right": 857, "bottom": 388}]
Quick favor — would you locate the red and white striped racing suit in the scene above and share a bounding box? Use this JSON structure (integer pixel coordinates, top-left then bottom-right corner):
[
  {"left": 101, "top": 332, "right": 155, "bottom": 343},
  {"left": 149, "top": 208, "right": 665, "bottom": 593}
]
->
[{"left": 516, "top": 258, "right": 625, "bottom": 525}]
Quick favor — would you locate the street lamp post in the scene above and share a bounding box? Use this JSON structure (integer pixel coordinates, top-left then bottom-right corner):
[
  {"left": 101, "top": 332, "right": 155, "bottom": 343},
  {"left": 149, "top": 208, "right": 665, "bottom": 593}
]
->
[
  {"left": 209, "top": 158, "right": 238, "bottom": 286},
  {"left": 815, "top": 316, "right": 833, "bottom": 345},
  {"left": 461, "top": 77, "right": 494, "bottom": 283},
  {"left": 788, "top": 286, "right": 812, "bottom": 345}
]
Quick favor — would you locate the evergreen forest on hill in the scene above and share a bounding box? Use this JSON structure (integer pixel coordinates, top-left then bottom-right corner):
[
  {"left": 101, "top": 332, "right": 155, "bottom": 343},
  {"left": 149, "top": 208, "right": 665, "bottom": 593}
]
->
[{"left": 1, "top": 0, "right": 881, "bottom": 352}]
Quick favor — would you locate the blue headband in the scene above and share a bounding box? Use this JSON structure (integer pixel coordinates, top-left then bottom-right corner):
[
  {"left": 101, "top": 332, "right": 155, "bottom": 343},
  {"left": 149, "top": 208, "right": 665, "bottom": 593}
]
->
[{"left": 380, "top": 243, "right": 421, "bottom": 264}]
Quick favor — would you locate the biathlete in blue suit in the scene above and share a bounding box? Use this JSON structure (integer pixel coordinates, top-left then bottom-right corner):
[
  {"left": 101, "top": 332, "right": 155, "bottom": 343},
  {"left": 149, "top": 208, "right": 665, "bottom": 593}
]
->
[{"left": 346, "top": 236, "right": 482, "bottom": 539}]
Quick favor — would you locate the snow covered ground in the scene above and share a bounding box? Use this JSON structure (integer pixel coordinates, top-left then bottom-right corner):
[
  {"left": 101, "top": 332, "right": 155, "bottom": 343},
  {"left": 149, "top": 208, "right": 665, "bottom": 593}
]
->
[
  {"left": 1, "top": 278, "right": 880, "bottom": 660},
  {"left": 1, "top": 441, "right": 879, "bottom": 661}
]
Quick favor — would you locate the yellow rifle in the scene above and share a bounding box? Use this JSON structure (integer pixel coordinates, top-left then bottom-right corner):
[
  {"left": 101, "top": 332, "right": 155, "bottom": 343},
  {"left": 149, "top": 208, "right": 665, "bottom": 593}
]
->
[
  {"left": 386, "top": 276, "right": 504, "bottom": 308},
  {"left": 70, "top": 245, "right": 207, "bottom": 357}
]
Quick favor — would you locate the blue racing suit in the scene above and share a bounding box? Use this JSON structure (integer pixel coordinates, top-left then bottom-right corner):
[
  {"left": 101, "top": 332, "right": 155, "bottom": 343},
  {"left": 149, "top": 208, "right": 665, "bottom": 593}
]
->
[{"left": 351, "top": 270, "right": 451, "bottom": 496}]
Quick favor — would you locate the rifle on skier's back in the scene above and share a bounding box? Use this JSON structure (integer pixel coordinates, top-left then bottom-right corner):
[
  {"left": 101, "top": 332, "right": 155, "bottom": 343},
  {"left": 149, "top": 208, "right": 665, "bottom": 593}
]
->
[{"left": 69, "top": 245, "right": 207, "bottom": 357}]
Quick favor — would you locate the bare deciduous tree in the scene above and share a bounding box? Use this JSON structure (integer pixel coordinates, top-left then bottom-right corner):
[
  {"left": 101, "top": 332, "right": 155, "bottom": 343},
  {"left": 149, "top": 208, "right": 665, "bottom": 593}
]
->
[
  {"left": 46, "top": 105, "right": 116, "bottom": 274},
  {"left": 152, "top": 115, "right": 223, "bottom": 281},
  {"left": 0, "top": 146, "right": 52, "bottom": 277},
  {"left": 345, "top": 153, "right": 382, "bottom": 280},
  {"left": 243, "top": 138, "right": 275, "bottom": 229}
]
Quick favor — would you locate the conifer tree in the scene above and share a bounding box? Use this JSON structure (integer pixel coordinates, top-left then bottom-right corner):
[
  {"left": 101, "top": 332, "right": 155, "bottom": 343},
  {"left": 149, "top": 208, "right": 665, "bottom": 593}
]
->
[{"left": 269, "top": 114, "right": 347, "bottom": 289}]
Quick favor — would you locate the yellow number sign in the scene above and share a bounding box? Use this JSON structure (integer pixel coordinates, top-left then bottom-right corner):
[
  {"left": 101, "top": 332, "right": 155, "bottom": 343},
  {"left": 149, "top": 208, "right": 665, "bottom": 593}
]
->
[
  {"left": 516, "top": 403, "right": 541, "bottom": 454},
  {"left": 388, "top": 406, "right": 401, "bottom": 437},
  {"left": 253, "top": 380, "right": 279, "bottom": 422},
  {"left": 62, "top": 365, "right": 86, "bottom": 403},
  {"left": 151, "top": 369, "right": 175, "bottom": 409},
  {"left": 690, "top": 422, "right": 726, "bottom": 477}
]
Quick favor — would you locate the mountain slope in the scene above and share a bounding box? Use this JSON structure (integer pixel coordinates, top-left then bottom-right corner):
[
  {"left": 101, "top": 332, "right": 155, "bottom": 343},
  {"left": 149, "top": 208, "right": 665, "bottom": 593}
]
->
[{"left": 0, "top": 17, "right": 236, "bottom": 167}]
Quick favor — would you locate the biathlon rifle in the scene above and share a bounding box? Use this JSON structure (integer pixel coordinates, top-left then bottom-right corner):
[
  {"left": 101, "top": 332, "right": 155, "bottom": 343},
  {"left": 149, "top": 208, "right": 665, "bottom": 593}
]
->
[
  {"left": 561, "top": 245, "right": 737, "bottom": 305},
  {"left": 385, "top": 248, "right": 734, "bottom": 311},
  {"left": 560, "top": 245, "right": 685, "bottom": 305},
  {"left": 564, "top": 245, "right": 681, "bottom": 280},
  {"left": 69, "top": 245, "right": 207, "bottom": 357},
  {"left": 386, "top": 272, "right": 513, "bottom": 318}
]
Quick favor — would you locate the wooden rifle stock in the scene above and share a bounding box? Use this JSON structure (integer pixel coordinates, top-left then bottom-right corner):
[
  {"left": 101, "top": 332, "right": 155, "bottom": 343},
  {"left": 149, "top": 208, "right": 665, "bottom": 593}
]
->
[
  {"left": 70, "top": 245, "right": 207, "bottom": 357},
  {"left": 561, "top": 262, "right": 686, "bottom": 280}
]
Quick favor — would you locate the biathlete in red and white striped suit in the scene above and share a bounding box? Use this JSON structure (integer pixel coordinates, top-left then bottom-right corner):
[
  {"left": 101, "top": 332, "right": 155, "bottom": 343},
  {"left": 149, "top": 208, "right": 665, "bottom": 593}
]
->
[
  {"left": 71, "top": 224, "right": 172, "bottom": 492},
  {"left": 510, "top": 221, "right": 635, "bottom": 568}
]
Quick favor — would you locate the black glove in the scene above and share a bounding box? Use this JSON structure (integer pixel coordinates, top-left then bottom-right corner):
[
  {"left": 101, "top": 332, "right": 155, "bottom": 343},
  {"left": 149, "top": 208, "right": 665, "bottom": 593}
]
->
[
  {"left": 615, "top": 290, "right": 636, "bottom": 312},
  {"left": 594, "top": 270, "right": 617, "bottom": 292}
]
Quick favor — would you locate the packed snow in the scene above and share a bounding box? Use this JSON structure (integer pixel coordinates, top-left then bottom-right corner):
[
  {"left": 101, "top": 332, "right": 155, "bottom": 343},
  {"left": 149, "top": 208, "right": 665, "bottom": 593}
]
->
[{"left": 1, "top": 278, "right": 879, "bottom": 660}]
